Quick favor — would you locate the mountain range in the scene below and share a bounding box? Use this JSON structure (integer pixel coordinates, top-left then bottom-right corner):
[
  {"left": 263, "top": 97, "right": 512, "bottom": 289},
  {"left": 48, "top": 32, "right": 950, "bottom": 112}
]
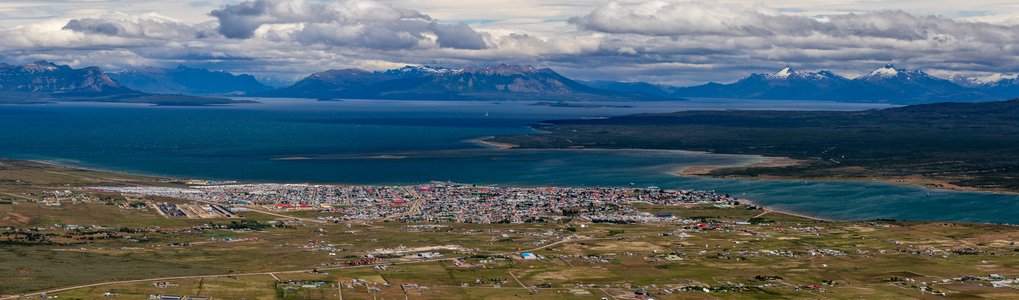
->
[
  {"left": 258, "top": 64, "right": 1017, "bottom": 103},
  {"left": 0, "top": 61, "right": 132, "bottom": 96},
  {"left": 3, "top": 60, "right": 1018, "bottom": 104},
  {"left": 669, "top": 65, "right": 1004, "bottom": 103},
  {"left": 255, "top": 64, "right": 671, "bottom": 101},
  {"left": 0, "top": 61, "right": 246, "bottom": 105},
  {"left": 110, "top": 66, "right": 271, "bottom": 95},
  {"left": 950, "top": 73, "right": 1019, "bottom": 99}
]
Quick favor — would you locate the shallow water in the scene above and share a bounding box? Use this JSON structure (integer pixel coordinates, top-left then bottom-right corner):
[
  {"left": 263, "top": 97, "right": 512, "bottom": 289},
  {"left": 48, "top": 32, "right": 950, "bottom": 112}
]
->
[{"left": 2, "top": 98, "right": 1017, "bottom": 224}]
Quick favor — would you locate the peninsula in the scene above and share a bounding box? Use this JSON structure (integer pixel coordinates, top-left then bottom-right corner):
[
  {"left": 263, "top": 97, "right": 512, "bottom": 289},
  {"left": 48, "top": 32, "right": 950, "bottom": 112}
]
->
[{"left": 490, "top": 99, "right": 1019, "bottom": 193}]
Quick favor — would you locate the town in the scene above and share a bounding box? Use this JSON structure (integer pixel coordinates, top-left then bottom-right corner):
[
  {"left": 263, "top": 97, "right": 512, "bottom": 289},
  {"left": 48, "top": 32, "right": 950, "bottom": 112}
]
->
[{"left": 89, "top": 183, "right": 743, "bottom": 224}]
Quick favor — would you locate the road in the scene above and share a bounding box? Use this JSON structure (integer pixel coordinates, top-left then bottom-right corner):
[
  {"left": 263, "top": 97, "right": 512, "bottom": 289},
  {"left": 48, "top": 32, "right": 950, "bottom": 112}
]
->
[
  {"left": 238, "top": 205, "right": 329, "bottom": 224},
  {"left": 749, "top": 210, "right": 770, "bottom": 221},
  {"left": 511, "top": 236, "right": 612, "bottom": 253},
  {"left": 507, "top": 271, "right": 527, "bottom": 288},
  {"left": 0, "top": 192, "right": 38, "bottom": 201},
  {"left": 385, "top": 188, "right": 425, "bottom": 221}
]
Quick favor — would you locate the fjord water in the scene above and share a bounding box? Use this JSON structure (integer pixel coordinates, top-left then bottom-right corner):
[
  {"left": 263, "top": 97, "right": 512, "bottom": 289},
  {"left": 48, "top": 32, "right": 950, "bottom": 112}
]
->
[{"left": 2, "top": 98, "right": 1018, "bottom": 224}]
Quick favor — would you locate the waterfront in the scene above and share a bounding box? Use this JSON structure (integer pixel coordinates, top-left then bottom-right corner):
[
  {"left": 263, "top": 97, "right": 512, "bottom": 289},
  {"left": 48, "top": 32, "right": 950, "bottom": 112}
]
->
[
  {"left": 2, "top": 98, "right": 1019, "bottom": 223},
  {"left": 91, "top": 182, "right": 741, "bottom": 224}
]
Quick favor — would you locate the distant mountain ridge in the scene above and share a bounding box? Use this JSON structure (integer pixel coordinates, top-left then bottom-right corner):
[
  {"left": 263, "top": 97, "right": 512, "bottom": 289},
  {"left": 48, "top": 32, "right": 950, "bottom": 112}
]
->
[
  {"left": 951, "top": 73, "right": 1019, "bottom": 99},
  {"left": 670, "top": 65, "right": 1004, "bottom": 103},
  {"left": 579, "top": 81, "right": 674, "bottom": 98},
  {"left": 0, "top": 61, "right": 247, "bottom": 105},
  {"left": 110, "top": 65, "right": 270, "bottom": 95},
  {"left": 257, "top": 64, "right": 677, "bottom": 101},
  {"left": 668, "top": 66, "right": 852, "bottom": 100},
  {"left": 5, "top": 60, "right": 1016, "bottom": 104},
  {"left": 0, "top": 61, "right": 132, "bottom": 96},
  {"left": 259, "top": 63, "right": 1015, "bottom": 103}
]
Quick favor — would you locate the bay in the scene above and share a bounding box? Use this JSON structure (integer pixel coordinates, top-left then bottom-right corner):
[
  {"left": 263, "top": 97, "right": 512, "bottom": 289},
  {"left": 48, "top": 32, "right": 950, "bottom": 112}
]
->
[{"left": 1, "top": 98, "right": 1017, "bottom": 224}]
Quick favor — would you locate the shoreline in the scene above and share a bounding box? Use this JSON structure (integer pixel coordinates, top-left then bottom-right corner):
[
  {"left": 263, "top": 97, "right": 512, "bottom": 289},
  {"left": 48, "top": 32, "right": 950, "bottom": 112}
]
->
[
  {"left": 9, "top": 157, "right": 834, "bottom": 223},
  {"left": 12, "top": 145, "right": 1018, "bottom": 226},
  {"left": 13, "top": 157, "right": 1019, "bottom": 224},
  {"left": 34, "top": 132, "right": 1017, "bottom": 197},
  {"left": 677, "top": 156, "right": 806, "bottom": 176},
  {"left": 468, "top": 137, "right": 518, "bottom": 149},
  {"left": 520, "top": 137, "right": 1018, "bottom": 196},
  {"left": 736, "top": 198, "right": 830, "bottom": 222},
  {"left": 675, "top": 157, "right": 1019, "bottom": 196},
  {"left": 13, "top": 157, "right": 837, "bottom": 223},
  {"left": 25, "top": 159, "right": 149, "bottom": 177}
]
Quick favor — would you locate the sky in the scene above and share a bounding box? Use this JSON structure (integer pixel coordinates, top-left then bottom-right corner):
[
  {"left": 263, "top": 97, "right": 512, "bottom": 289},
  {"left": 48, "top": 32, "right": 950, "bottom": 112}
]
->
[{"left": 2, "top": 0, "right": 1019, "bottom": 85}]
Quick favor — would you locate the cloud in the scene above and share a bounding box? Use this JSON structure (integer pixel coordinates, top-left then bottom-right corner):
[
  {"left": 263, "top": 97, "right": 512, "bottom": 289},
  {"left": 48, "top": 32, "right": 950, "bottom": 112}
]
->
[
  {"left": 570, "top": 1, "right": 788, "bottom": 36},
  {"left": 0, "top": 19, "right": 146, "bottom": 50},
  {"left": 570, "top": 1, "right": 1019, "bottom": 42},
  {"left": 209, "top": 0, "right": 486, "bottom": 50},
  {"left": 561, "top": 0, "right": 1019, "bottom": 84},
  {"left": 4, "top": 0, "right": 1019, "bottom": 86},
  {"left": 429, "top": 22, "right": 486, "bottom": 50},
  {"left": 62, "top": 12, "right": 218, "bottom": 39}
]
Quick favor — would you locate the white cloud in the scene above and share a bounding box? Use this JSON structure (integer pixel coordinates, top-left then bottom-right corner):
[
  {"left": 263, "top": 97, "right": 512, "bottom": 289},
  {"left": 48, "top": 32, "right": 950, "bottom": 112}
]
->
[
  {"left": 63, "top": 12, "right": 218, "bottom": 39},
  {"left": 0, "top": 19, "right": 144, "bottom": 50},
  {"left": 209, "top": 0, "right": 487, "bottom": 50},
  {"left": 2, "top": 0, "right": 1019, "bottom": 85},
  {"left": 570, "top": 1, "right": 1019, "bottom": 42},
  {"left": 559, "top": 1, "right": 1019, "bottom": 84}
]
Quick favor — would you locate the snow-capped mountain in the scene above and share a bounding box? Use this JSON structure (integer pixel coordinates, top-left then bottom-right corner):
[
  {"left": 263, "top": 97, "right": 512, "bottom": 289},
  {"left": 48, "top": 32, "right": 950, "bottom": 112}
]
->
[
  {"left": 864, "top": 64, "right": 903, "bottom": 78},
  {"left": 0, "top": 61, "right": 131, "bottom": 95},
  {"left": 767, "top": 66, "right": 844, "bottom": 81},
  {"left": 951, "top": 73, "right": 1019, "bottom": 99},
  {"left": 257, "top": 64, "right": 671, "bottom": 100},
  {"left": 381, "top": 65, "right": 453, "bottom": 78},
  {"left": 671, "top": 65, "right": 998, "bottom": 103},
  {"left": 0, "top": 60, "right": 246, "bottom": 105},
  {"left": 857, "top": 65, "right": 944, "bottom": 82},
  {"left": 951, "top": 73, "right": 1019, "bottom": 87},
  {"left": 841, "top": 65, "right": 992, "bottom": 103},
  {"left": 670, "top": 66, "right": 852, "bottom": 100}
]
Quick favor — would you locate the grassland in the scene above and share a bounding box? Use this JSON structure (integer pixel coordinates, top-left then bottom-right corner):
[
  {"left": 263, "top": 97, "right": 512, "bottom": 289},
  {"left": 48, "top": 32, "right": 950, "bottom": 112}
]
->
[
  {"left": 490, "top": 99, "right": 1019, "bottom": 193},
  {"left": 0, "top": 160, "right": 1017, "bottom": 299}
]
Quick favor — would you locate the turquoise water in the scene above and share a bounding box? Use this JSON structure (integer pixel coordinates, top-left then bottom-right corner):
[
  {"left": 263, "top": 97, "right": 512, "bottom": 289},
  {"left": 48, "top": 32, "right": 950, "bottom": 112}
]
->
[{"left": 1, "top": 98, "right": 1017, "bottom": 224}]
